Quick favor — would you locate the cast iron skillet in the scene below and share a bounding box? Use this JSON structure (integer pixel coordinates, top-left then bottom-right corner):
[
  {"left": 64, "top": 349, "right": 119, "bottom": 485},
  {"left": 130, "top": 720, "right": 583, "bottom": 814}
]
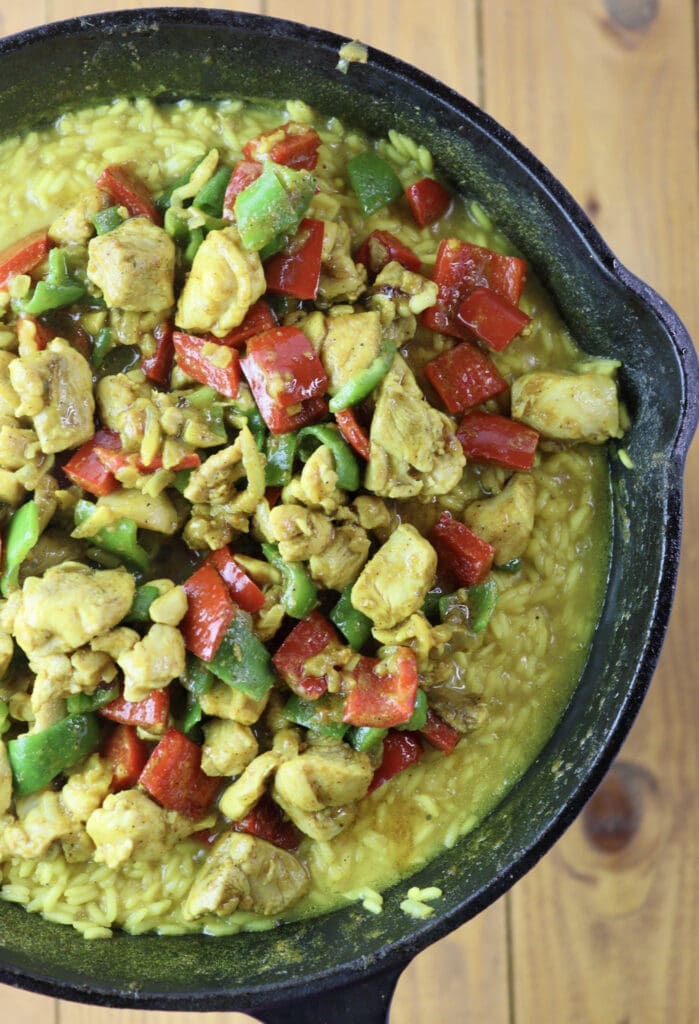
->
[{"left": 0, "top": 9, "right": 696, "bottom": 1023}]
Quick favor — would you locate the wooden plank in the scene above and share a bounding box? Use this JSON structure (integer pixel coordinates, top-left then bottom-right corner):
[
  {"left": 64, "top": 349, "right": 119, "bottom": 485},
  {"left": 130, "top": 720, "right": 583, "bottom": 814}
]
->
[
  {"left": 0, "top": 1, "right": 46, "bottom": 36},
  {"left": 46, "top": 0, "right": 263, "bottom": 18},
  {"left": 0, "top": 984, "right": 56, "bottom": 1024},
  {"left": 483, "top": 1, "right": 699, "bottom": 1021}
]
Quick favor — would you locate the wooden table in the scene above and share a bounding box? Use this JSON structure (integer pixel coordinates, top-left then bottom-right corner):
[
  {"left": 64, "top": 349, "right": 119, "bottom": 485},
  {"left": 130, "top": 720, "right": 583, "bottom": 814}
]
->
[{"left": 1, "top": 2, "right": 696, "bottom": 1021}]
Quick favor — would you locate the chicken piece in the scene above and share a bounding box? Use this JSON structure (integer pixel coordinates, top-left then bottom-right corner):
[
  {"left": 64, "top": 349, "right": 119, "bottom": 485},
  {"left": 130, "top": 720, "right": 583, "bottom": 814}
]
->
[
  {"left": 96, "top": 373, "right": 152, "bottom": 437},
  {"left": 183, "top": 832, "right": 309, "bottom": 920},
  {"left": 273, "top": 741, "right": 372, "bottom": 813},
  {"left": 87, "top": 216, "right": 175, "bottom": 312},
  {"left": 29, "top": 647, "right": 116, "bottom": 720},
  {"left": 117, "top": 623, "right": 185, "bottom": 703},
  {"left": 60, "top": 754, "right": 113, "bottom": 822},
  {"left": 201, "top": 720, "right": 259, "bottom": 778},
  {"left": 372, "top": 612, "right": 448, "bottom": 669},
  {"left": 511, "top": 371, "right": 622, "bottom": 444},
  {"left": 176, "top": 226, "right": 265, "bottom": 337},
  {"left": 352, "top": 494, "right": 392, "bottom": 541},
  {"left": 282, "top": 445, "right": 345, "bottom": 515},
  {"left": 13, "top": 564, "right": 135, "bottom": 657},
  {"left": 272, "top": 794, "right": 357, "bottom": 842},
  {"left": 308, "top": 522, "right": 371, "bottom": 591},
  {"left": 90, "top": 626, "right": 139, "bottom": 661},
  {"left": 198, "top": 681, "right": 269, "bottom": 725},
  {"left": 86, "top": 789, "right": 195, "bottom": 869},
  {"left": 218, "top": 750, "right": 281, "bottom": 821},
  {"left": 1, "top": 791, "right": 74, "bottom": 860},
  {"left": 351, "top": 523, "right": 437, "bottom": 629},
  {"left": 0, "top": 424, "right": 53, "bottom": 499},
  {"left": 148, "top": 585, "right": 188, "bottom": 626},
  {"left": 463, "top": 473, "right": 537, "bottom": 565},
  {"left": 0, "top": 631, "right": 13, "bottom": 679},
  {"left": 0, "top": 468, "right": 24, "bottom": 508},
  {"left": 317, "top": 219, "right": 367, "bottom": 304},
  {"left": 269, "top": 504, "right": 334, "bottom": 562},
  {"left": 0, "top": 352, "right": 19, "bottom": 418},
  {"left": 368, "top": 261, "right": 438, "bottom": 344},
  {"left": 318, "top": 311, "right": 382, "bottom": 393},
  {"left": 365, "top": 356, "right": 465, "bottom": 499},
  {"left": 0, "top": 741, "right": 11, "bottom": 816},
  {"left": 73, "top": 489, "right": 179, "bottom": 537},
  {"left": 9, "top": 339, "right": 95, "bottom": 453},
  {"left": 49, "top": 186, "right": 110, "bottom": 246}
]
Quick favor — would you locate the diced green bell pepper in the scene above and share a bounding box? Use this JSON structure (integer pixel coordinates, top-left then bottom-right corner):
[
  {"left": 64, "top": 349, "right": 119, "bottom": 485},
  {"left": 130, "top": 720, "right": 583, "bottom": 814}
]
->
[
  {"left": 439, "top": 578, "right": 498, "bottom": 634},
  {"left": 330, "top": 585, "right": 372, "bottom": 652},
  {"left": 234, "top": 162, "right": 315, "bottom": 252},
  {"left": 346, "top": 725, "right": 387, "bottom": 752},
  {"left": 347, "top": 151, "right": 403, "bottom": 216},
  {"left": 66, "top": 682, "right": 120, "bottom": 714},
  {"left": 297, "top": 424, "right": 360, "bottom": 492},
  {"left": 283, "top": 693, "right": 348, "bottom": 740},
  {"left": 261, "top": 542, "right": 317, "bottom": 619},
  {"left": 400, "top": 687, "right": 428, "bottom": 730},
  {"left": 90, "top": 326, "right": 113, "bottom": 369},
  {"left": 0, "top": 699, "right": 10, "bottom": 736},
  {"left": 20, "top": 248, "right": 86, "bottom": 315},
  {"left": 157, "top": 156, "right": 206, "bottom": 210},
  {"left": 265, "top": 431, "right": 299, "bottom": 487},
  {"left": 193, "top": 164, "right": 232, "bottom": 217},
  {"left": 205, "top": 615, "right": 275, "bottom": 701},
  {"left": 328, "top": 343, "right": 396, "bottom": 413},
  {"left": 182, "top": 654, "right": 215, "bottom": 698},
  {"left": 74, "top": 500, "right": 149, "bottom": 573},
  {"left": 184, "top": 226, "right": 205, "bottom": 266},
  {"left": 91, "top": 205, "right": 125, "bottom": 235},
  {"left": 7, "top": 713, "right": 100, "bottom": 798},
  {"left": 124, "top": 583, "right": 161, "bottom": 623},
  {"left": 0, "top": 500, "right": 40, "bottom": 597}
]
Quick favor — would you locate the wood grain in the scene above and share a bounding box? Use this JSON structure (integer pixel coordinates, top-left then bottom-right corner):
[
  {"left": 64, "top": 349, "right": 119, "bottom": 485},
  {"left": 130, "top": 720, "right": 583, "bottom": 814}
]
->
[{"left": 0, "top": 1, "right": 696, "bottom": 1022}]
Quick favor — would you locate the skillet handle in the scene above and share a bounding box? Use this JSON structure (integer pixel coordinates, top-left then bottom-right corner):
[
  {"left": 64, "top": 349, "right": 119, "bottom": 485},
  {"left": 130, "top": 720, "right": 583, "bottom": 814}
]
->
[{"left": 253, "top": 964, "right": 404, "bottom": 1024}]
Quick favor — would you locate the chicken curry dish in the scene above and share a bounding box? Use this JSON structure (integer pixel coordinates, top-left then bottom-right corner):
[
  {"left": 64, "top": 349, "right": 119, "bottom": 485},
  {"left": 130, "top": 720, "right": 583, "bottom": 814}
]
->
[{"left": 0, "top": 97, "right": 622, "bottom": 937}]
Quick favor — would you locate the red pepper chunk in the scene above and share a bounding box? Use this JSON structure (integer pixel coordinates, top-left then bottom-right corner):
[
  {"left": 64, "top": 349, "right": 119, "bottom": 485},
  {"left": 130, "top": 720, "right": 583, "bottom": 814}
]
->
[
  {"left": 242, "top": 326, "right": 328, "bottom": 408},
  {"left": 101, "top": 724, "right": 149, "bottom": 792},
  {"left": 99, "top": 687, "right": 170, "bottom": 730},
  {"left": 222, "top": 160, "right": 263, "bottom": 218},
  {"left": 335, "top": 408, "right": 371, "bottom": 461},
  {"left": 264, "top": 219, "right": 324, "bottom": 300},
  {"left": 343, "top": 649, "right": 419, "bottom": 729},
  {"left": 457, "top": 410, "right": 539, "bottom": 471},
  {"left": 96, "top": 163, "right": 161, "bottom": 224},
  {"left": 368, "top": 731, "right": 423, "bottom": 793},
  {"left": 216, "top": 300, "right": 277, "bottom": 348},
  {"left": 422, "top": 238, "right": 527, "bottom": 340},
  {"left": 420, "top": 709, "right": 460, "bottom": 754},
  {"left": 173, "top": 331, "right": 241, "bottom": 399},
  {"left": 243, "top": 122, "right": 321, "bottom": 171},
  {"left": 139, "top": 728, "right": 220, "bottom": 820},
  {"left": 63, "top": 429, "right": 121, "bottom": 497},
  {"left": 457, "top": 287, "right": 531, "bottom": 352},
  {"left": 181, "top": 564, "right": 236, "bottom": 662},
  {"left": 430, "top": 511, "right": 495, "bottom": 588},
  {"left": 404, "top": 177, "right": 451, "bottom": 227},
  {"left": 355, "top": 229, "right": 421, "bottom": 276},
  {"left": 233, "top": 794, "right": 301, "bottom": 851},
  {"left": 0, "top": 230, "right": 51, "bottom": 289},
  {"left": 272, "top": 610, "right": 341, "bottom": 699},
  {"left": 424, "top": 339, "right": 508, "bottom": 414},
  {"left": 205, "top": 546, "right": 266, "bottom": 615},
  {"left": 95, "top": 447, "right": 200, "bottom": 475},
  {"left": 142, "top": 320, "right": 174, "bottom": 385}
]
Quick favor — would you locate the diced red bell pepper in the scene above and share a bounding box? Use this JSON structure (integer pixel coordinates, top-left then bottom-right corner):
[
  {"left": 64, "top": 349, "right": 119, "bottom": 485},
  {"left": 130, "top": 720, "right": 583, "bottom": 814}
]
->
[
  {"left": 368, "top": 730, "right": 423, "bottom": 793},
  {"left": 99, "top": 687, "right": 171, "bottom": 731},
  {"left": 243, "top": 122, "right": 322, "bottom": 171},
  {"left": 96, "top": 163, "right": 161, "bottom": 225},
  {"left": 422, "top": 238, "right": 527, "bottom": 340},
  {"left": 101, "top": 724, "right": 149, "bottom": 792},
  {"left": 272, "top": 610, "right": 341, "bottom": 699},
  {"left": 404, "top": 177, "right": 451, "bottom": 227},
  {"left": 335, "top": 408, "right": 371, "bottom": 461},
  {"left": 265, "top": 486, "right": 282, "bottom": 507},
  {"left": 181, "top": 564, "right": 236, "bottom": 662},
  {"left": 222, "top": 160, "right": 263, "bottom": 218},
  {"left": 240, "top": 326, "right": 329, "bottom": 433},
  {"left": 0, "top": 230, "right": 51, "bottom": 289},
  {"left": 456, "top": 410, "right": 539, "bottom": 471},
  {"left": 457, "top": 287, "right": 531, "bottom": 352},
  {"left": 142, "top": 320, "right": 174, "bottom": 385},
  {"left": 343, "top": 648, "right": 419, "bottom": 729},
  {"left": 62, "top": 429, "right": 121, "bottom": 497},
  {"left": 420, "top": 709, "right": 460, "bottom": 754},
  {"left": 205, "top": 546, "right": 266, "bottom": 615},
  {"left": 216, "top": 300, "right": 277, "bottom": 348},
  {"left": 173, "top": 330, "right": 241, "bottom": 399},
  {"left": 139, "top": 728, "right": 220, "bottom": 820},
  {"left": 16, "top": 315, "right": 57, "bottom": 351},
  {"left": 94, "top": 446, "right": 200, "bottom": 475},
  {"left": 430, "top": 511, "right": 495, "bottom": 588},
  {"left": 264, "top": 219, "right": 324, "bottom": 300},
  {"left": 424, "top": 339, "right": 508, "bottom": 414},
  {"left": 266, "top": 395, "right": 330, "bottom": 436},
  {"left": 233, "top": 794, "right": 301, "bottom": 851},
  {"left": 355, "top": 229, "right": 421, "bottom": 276}
]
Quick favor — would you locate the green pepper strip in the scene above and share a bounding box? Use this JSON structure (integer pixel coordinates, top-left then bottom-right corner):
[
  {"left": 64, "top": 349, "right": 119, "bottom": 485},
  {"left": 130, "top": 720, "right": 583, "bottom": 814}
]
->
[
  {"left": 346, "top": 151, "right": 404, "bottom": 216},
  {"left": 184, "top": 226, "right": 205, "bottom": 267},
  {"left": 91, "top": 205, "right": 125, "bottom": 235},
  {"left": 422, "top": 588, "right": 445, "bottom": 623},
  {"left": 0, "top": 699, "right": 10, "bottom": 737},
  {"left": 328, "top": 343, "right": 397, "bottom": 413},
  {"left": 7, "top": 713, "right": 100, "bottom": 798},
  {"left": 97, "top": 344, "right": 141, "bottom": 379},
  {"left": 74, "top": 500, "right": 149, "bottom": 573},
  {"left": 297, "top": 424, "right": 360, "bottom": 492},
  {"left": 193, "top": 165, "right": 232, "bottom": 218},
  {"left": 265, "top": 432, "right": 299, "bottom": 487},
  {"left": 182, "top": 692, "right": 204, "bottom": 737},
  {"left": 283, "top": 694, "right": 349, "bottom": 741},
  {"left": 124, "top": 583, "right": 161, "bottom": 623},
  {"left": 182, "top": 655, "right": 215, "bottom": 698},
  {"left": 157, "top": 156, "right": 206, "bottom": 211},
  {"left": 234, "top": 162, "right": 315, "bottom": 252},
  {"left": 21, "top": 248, "right": 86, "bottom": 316},
  {"left": 0, "top": 500, "right": 39, "bottom": 597},
  {"left": 347, "top": 725, "right": 387, "bottom": 752},
  {"left": 400, "top": 688, "right": 428, "bottom": 730},
  {"left": 330, "top": 585, "right": 372, "bottom": 652},
  {"left": 205, "top": 616, "right": 275, "bottom": 701},
  {"left": 66, "top": 682, "right": 120, "bottom": 714},
  {"left": 466, "top": 579, "right": 498, "bottom": 633},
  {"left": 91, "top": 326, "right": 113, "bottom": 369},
  {"left": 228, "top": 401, "right": 267, "bottom": 451},
  {"left": 261, "top": 542, "right": 317, "bottom": 620},
  {"left": 172, "top": 468, "right": 193, "bottom": 494},
  {"left": 163, "top": 206, "right": 190, "bottom": 243}
]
